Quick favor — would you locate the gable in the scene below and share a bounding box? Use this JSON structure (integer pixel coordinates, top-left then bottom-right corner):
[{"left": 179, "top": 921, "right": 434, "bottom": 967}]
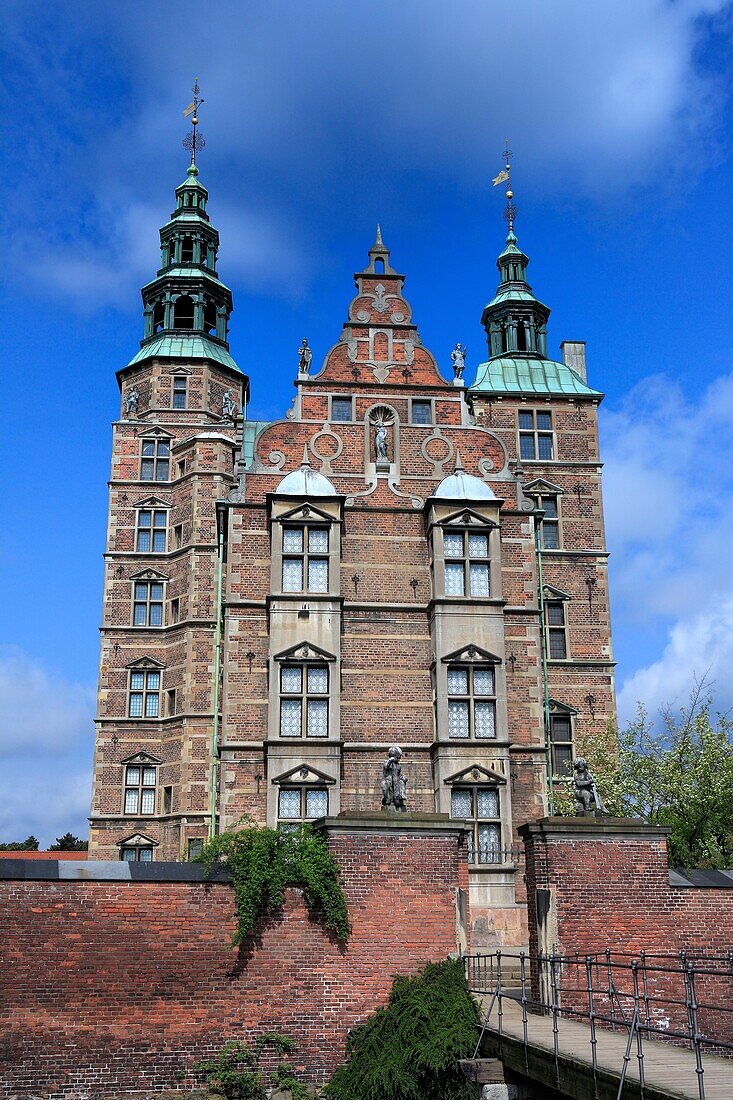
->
[
  {"left": 271, "top": 763, "right": 337, "bottom": 786},
  {"left": 125, "top": 655, "right": 166, "bottom": 670},
  {"left": 443, "top": 763, "right": 507, "bottom": 786},
  {"left": 542, "top": 584, "right": 571, "bottom": 602},
  {"left": 135, "top": 425, "right": 173, "bottom": 440},
  {"left": 120, "top": 751, "right": 163, "bottom": 766},
  {"left": 523, "top": 477, "right": 564, "bottom": 496},
  {"left": 549, "top": 699, "right": 578, "bottom": 716},
  {"left": 441, "top": 507, "right": 498, "bottom": 528},
  {"left": 277, "top": 501, "right": 337, "bottom": 525},
  {"left": 129, "top": 568, "right": 169, "bottom": 582},
  {"left": 441, "top": 644, "right": 502, "bottom": 665},
  {"left": 132, "top": 495, "right": 171, "bottom": 509},
  {"left": 116, "top": 832, "right": 158, "bottom": 847},
  {"left": 273, "top": 641, "right": 336, "bottom": 663}
]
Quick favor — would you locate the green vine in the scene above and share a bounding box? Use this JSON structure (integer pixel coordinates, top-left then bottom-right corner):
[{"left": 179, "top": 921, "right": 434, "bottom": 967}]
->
[
  {"left": 198, "top": 820, "right": 350, "bottom": 945},
  {"left": 191, "top": 1034, "right": 311, "bottom": 1099}
]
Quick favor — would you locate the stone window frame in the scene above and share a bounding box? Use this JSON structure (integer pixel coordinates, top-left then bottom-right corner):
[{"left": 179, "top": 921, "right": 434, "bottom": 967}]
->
[
  {"left": 442, "top": 526, "right": 492, "bottom": 598},
  {"left": 329, "top": 395, "right": 354, "bottom": 422},
  {"left": 281, "top": 523, "right": 330, "bottom": 594},
  {"left": 172, "top": 374, "right": 188, "bottom": 410},
  {"left": 410, "top": 397, "right": 434, "bottom": 425},
  {"left": 269, "top": 502, "right": 342, "bottom": 599},
  {"left": 118, "top": 831, "right": 158, "bottom": 862},
  {"left": 140, "top": 436, "right": 171, "bottom": 482},
  {"left": 518, "top": 408, "right": 554, "bottom": 461},
  {"left": 131, "top": 575, "right": 166, "bottom": 628},
  {"left": 270, "top": 643, "right": 338, "bottom": 744},
  {"left": 278, "top": 661, "right": 330, "bottom": 739},
  {"left": 135, "top": 503, "right": 169, "bottom": 554},
  {"left": 446, "top": 662, "right": 497, "bottom": 740},
  {"left": 549, "top": 700, "right": 577, "bottom": 778},
  {"left": 437, "top": 646, "right": 503, "bottom": 743},
  {"left": 450, "top": 785, "right": 502, "bottom": 864},
  {"left": 543, "top": 586, "right": 571, "bottom": 661},
  {"left": 277, "top": 785, "right": 329, "bottom": 828},
  {"left": 525, "top": 479, "right": 564, "bottom": 551},
  {"left": 443, "top": 763, "right": 509, "bottom": 868},
  {"left": 126, "top": 658, "right": 165, "bottom": 719},
  {"left": 120, "top": 753, "right": 162, "bottom": 817}
]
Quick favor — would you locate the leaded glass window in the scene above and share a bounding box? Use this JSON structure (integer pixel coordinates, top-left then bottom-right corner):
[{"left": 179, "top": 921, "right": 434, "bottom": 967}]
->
[
  {"left": 518, "top": 410, "right": 554, "bottom": 461},
  {"left": 451, "top": 786, "right": 502, "bottom": 864},
  {"left": 281, "top": 524, "right": 330, "bottom": 593},
  {"left": 278, "top": 786, "right": 329, "bottom": 827},
  {"left": 442, "top": 529, "right": 491, "bottom": 598},
  {"left": 279, "top": 663, "right": 329, "bottom": 738},
  {"left": 331, "top": 398, "right": 353, "bottom": 422},
  {"left": 121, "top": 845, "right": 153, "bottom": 862},
  {"left": 133, "top": 581, "right": 164, "bottom": 626},
  {"left": 123, "top": 764, "right": 157, "bottom": 815},
  {"left": 128, "top": 670, "right": 161, "bottom": 718},
  {"left": 446, "top": 664, "right": 497, "bottom": 740},
  {"left": 411, "top": 400, "right": 432, "bottom": 425},
  {"left": 546, "top": 601, "right": 568, "bottom": 659},
  {"left": 136, "top": 509, "right": 167, "bottom": 553},
  {"left": 140, "top": 439, "right": 170, "bottom": 482},
  {"left": 172, "top": 376, "right": 187, "bottom": 409},
  {"left": 550, "top": 712, "right": 574, "bottom": 777}
]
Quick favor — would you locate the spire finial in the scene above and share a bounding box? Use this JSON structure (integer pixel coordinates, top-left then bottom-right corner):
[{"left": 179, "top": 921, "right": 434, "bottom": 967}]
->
[
  {"left": 301, "top": 443, "right": 311, "bottom": 467},
  {"left": 492, "top": 139, "right": 517, "bottom": 236},
  {"left": 375, "top": 223, "right": 384, "bottom": 247},
  {"left": 454, "top": 449, "right": 465, "bottom": 473},
  {"left": 182, "top": 77, "right": 206, "bottom": 166}
]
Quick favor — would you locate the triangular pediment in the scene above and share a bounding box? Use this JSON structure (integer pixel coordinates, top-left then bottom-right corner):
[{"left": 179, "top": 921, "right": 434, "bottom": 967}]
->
[
  {"left": 120, "top": 751, "right": 163, "bottom": 766},
  {"left": 441, "top": 644, "right": 502, "bottom": 665},
  {"left": 135, "top": 425, "right": 173, "bottom": 440},
  {"left": 125, "top": 655, "right": 166, "bottom": 670},
  {"left": 444, "top": 764, "right": 507, "bottom": 786},
  {"left": 129, "top": 568, "right": 169, "bottom": 582},
  {"left": 271, "top": 763, "right": 337, "bottom": 786},
  {"left": 442, "top": 507, "right": 498, "bottom": 528},
  {"left": 116, "top": 832, "right": 159, "bottom": 847},
  {"left": 523, "top": 478, "right": 564, "bottom": 496},
  {"left": 274, "top": 641, "right": 336, "bottom": 663},
  {"left": 278, "top": 502, "right": 335, "bottom": 524},
  {"left": 132, "top": 495, "right": 171, "bottom": 509},
  {"left": 549, "top": 698, "right": 578, "bottom": 716},
  {"left": 167, "top": 366, "right": 192, "bottom": 376},
  {"left": 542, "top": 584, "right": 571, "bottom": 602}
]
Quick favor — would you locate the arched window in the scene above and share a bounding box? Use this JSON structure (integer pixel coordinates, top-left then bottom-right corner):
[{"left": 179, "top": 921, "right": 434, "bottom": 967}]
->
[
  {"left": 173, "top": 295, "right": 195, "bottom": 329},
  {"left": 181, "top": 236, "right": 194, "bottom": 263},
  {"left": 153, "top": 301, "right": 164, "bottom": 334},
  {"left": 374, "top": 258, "right": 385, "bottom": 273},
  {"left": 203, "top": 299, "right": 217, "bottom": 335}
]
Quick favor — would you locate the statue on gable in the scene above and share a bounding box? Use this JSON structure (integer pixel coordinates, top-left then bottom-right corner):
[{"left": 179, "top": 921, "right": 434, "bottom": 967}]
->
[
  {"left": 451, "top": 342, "right": 467, "bottom": 380},
  {"left": 123, "top": 385, "right": 140, "bottom": 418},
  {"left": 298, "top": 338, "right": 313, "bottom": 375},
  {"left": 222, "top": 389, "right": 237, "bottom": 419},
  {"left": 573, "top": 758, "right": 608, "bottom": 816},
  {"left": 381, "top": 745, "right": 408, "bottom": 812}
]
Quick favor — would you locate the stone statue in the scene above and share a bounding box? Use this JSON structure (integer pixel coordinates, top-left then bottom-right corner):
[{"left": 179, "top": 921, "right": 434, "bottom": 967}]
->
[
  {"left": 298, "top": 338, "right": 313, "bottom": 375},
  {"left": 573, "top": 758, "right": 608, "bottom": 816},
  {"left": 374, "top": 419, "right": 389, "bottom": 462},
  {"left": 123, "top": 386, "right": 139, "bottom": 418},
  {"left": 222, "top": 389, "right": 236, "bottom": 419},
  {"left": 451, "top": 342, "right": 467, "bottom": 379},
  {"left": 381, "top": 745, "right": 408, "bottom": 812}
]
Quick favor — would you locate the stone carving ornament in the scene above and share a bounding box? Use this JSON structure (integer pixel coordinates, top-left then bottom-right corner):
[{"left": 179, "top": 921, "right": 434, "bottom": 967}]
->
[
  {"left": 221, "top": 389, "right": 237, "bottom": 419},
  {"left": 123, "top": 386, "right": 140, "bottom": 418}
]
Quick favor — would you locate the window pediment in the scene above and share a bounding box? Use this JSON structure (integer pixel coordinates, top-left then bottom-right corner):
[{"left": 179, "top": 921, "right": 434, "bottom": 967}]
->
[
  {"left": 135, "top": 426, "right": 173, "bottom": 440},
  {"left": 117, "top": 832, "right": 158, "bottom": 848},
  {"left": 444, "top": 764, "right": 507, "bottom": 786},
  {"left": 120, "top": 751, "right": 163, "bottom": 766},
  {"left": 129, "top": 568, "right": 169, "bottom": 582},
  {"left": 542, "top": 584, "right": 571, "bottom": 601},
  {"left": 523, "top": 477, "right": 563, "bottom": 496},
  {"left": 125, "top": 655, "right": 166, "bottom": 670},
  {"left": 441, "top": 644, "right": 502, "bottom": 665},
  {"left": 278, "top": 502, "right": 336, "bottom": 525},
  {"left": 549, "top": 699, "right": 578, "bottom": 716},
  {"left": 132, "top": 496, "right": 171, "bottom": 509},
  {"left": 271, "top": 763, "right": 337, "bottom": 786},
  {"left": 167, "top": 366, "right": 192, "bottom": 376},
  {"left": 274, "top": 641, "right": 336, "bottom": 663},
  {"left": 441, "top": 507, "right": 498, "bottom": 529}
]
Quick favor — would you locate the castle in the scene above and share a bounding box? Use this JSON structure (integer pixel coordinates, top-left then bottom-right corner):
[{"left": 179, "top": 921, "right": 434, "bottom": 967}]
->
[{"left": 87, "top": 153, "right": 615, "bottom": 948}]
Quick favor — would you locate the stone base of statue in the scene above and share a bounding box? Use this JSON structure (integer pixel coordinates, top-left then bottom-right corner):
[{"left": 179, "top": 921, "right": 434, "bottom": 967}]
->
[{"left": 375, "top": 458, "right": 390, "bottom": 473}]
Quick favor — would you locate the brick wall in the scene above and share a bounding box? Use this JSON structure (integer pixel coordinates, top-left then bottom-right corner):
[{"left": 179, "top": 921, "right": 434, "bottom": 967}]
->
[{"left": 0, "top": 817, "right": 468, "bottom": 1098}]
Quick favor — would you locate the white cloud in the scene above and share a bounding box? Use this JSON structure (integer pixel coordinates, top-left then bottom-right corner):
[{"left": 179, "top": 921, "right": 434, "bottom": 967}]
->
[
  {"left": 0, "top": 645, "right": 95, "bottom": 757},
  {"left": 0, "top": 762, "right": 92, "bottom": 849}
]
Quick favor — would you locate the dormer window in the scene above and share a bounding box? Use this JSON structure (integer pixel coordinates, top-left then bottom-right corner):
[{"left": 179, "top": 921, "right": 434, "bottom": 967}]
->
[
  {"left": 443, "top": 530, "right": 490, "bottom": 597},
  {"left": 282, "top": 525, "right": 329, "bottom": 593}
]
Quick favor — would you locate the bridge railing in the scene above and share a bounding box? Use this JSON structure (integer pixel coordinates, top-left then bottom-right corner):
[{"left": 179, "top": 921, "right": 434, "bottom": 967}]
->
[{"left": 464, "top": 949, "right": 733, "bottom": 1100}]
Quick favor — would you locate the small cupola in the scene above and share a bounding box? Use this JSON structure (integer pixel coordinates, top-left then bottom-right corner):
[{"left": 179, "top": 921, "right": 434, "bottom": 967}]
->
[
  {"left": 434, "top": 453, "right": 496, "bottom": 501},
  {"left": 276, "top": 446, "right": 337, "bottom": 496}
]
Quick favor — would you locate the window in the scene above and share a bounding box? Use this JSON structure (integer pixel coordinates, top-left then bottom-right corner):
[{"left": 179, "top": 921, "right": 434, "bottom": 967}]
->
[
  {"left": 177, "top": 459, "right": 186, "bottom": 478},
  {"left": 279, "top": 663, "right": 329, "bottom": 738},
  {"left": 450, "top": 787, "right": 501, "bottom": 864},
  {"left": 172, "top": 376, "right": 187, "bottom": 409},
  {"left": 174, "top": 524, "right": 183, "bottom": 549},
  {"left": 128, "top": 669, "right": 161, "bottom": 717},
  {"left": 536, "top": 494, "right": 560, "bottom": 549},
  {"left": 278, "top": 787, "right": 328, "bottom": 828},
  {"left": 170, "top": 598, "right": 180, "bottom": 624},
  {"left": 166, "top": 688, "right": 177, "bottom": 715},
  {"left": 411, "top": 400, "right": 432, "bottom": 425},
  {"left": 282, "top": 525, "right": 329, "bottom": 593},
  {"left": 546, "top": 601, "right": 568, "bottom": 659},
  {"left": 550, "top": 712, "right": 573, "bottom": 777},
  {"left": 180, "top": 235, "right": 194, "bottom": 262},
  {"left": 519, "top": 410, "right": 553, "bottom": 461},
  {"left": 140, "top": 439, "right": 170, "bottom": 482},
  {"left": 136, "top": 509, "right": 167, "bottom": 553},
  {"left": 173, "top": 295, "right": 194, "bottom": 329},
  {"left": 331, "top": 398, "right": 352, "bottom": 422},
  {"left": 121, "top": 844, "right": 153, "bottom": 862},
  {"left": 163, "top": 786, "right": 172, "bottom": 814},
  {"left": 123, "top": 764, "right": 156, "bottom": 815},
  {"left": 443, "top": 530, "right": 491, "bottom": 597},
  {"left": 187, "top": 838, "right": 204, "bottom": 859},
  {"left": 133, "top": 581, "right": 164, "bottom": 626},
  {"left": 447, "top": 664, "right": 496, "bottom": 739}
]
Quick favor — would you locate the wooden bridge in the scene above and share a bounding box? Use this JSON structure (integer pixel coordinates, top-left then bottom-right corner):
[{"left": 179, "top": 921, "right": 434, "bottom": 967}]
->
[{"left": 463, "top": 952, "right": 733, "bottom": 1100}]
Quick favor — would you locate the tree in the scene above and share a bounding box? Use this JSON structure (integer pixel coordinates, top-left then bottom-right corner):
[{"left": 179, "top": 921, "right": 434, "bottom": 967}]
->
[
  {"left": 555, "top": 685, "right": 733, "bottom": 869},
  {"left": 0, "top": 835, "right": 40, "bottom": 851},
  {"left": 49, "top": 833, "right": 88, "bottom": 851}
]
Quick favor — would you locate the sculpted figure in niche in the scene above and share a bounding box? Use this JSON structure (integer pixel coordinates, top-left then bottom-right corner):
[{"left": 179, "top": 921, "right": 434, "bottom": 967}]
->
[
  {"left": 222, "top": 389, "right": 237, "bottom": 419},
  {"left": 381, "top": 745, "right": 408, "bottom": 812},
  {"left": 374, "top": 419, "right": 389, "bottom": 462},
  {"left": 123, "top": 386, "right": 140, "bottom": 418},
  {"left": 298, "top": 338, "right": 313, "bottom": 374},
  {"left": 451, "top": 342, "right": 467, "bottom": 379},
  {"left": 573, "top": 758, "right": 608, "bottom": 816}
]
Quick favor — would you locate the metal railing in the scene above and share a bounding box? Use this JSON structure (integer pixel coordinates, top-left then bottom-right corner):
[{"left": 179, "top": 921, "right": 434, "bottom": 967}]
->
[
  {"left": 464, "top": 949, "right": 733, "bottom": 1100},
  {"left": 467, "top": 844, "right": 525, "bottom": 866}
]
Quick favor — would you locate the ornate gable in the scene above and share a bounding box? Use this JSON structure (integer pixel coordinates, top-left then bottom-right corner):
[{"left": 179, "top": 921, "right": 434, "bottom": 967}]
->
[
  {"left": 549, "top": 698, "right": 578, "bottom": 716},
  {"left": 116, "top": 832, "right": 158, "bottom": 847},
  {"left": 271, "top": 763, "right": 337, "bottom": 786},
  {"left": 129, "top": 568, "right": 169, "bottom": 582},
  {"left": 443, "top": 763, "right": 507, "bottom": 786},
  {"left": 277, "top": 501, "right": 336, "bottom": 525},
  {"left": 441, "top": 644, "right": 502, "bottom": 665},
  {"left": 542, "top": 584, "right": 571, "bottom": 601},
  {"left": 135, "top": 425, "right": 173, "bottom": 440},
  {"left": 273, "top": 641, "right": 336, "bottom": 663},
  {"left": 132, "top": 495, "right": 171, "bottom": 509}
]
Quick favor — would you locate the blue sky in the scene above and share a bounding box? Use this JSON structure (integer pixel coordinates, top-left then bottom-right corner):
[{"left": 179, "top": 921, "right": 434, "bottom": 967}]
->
[{"left": 2, "top": 0, "right": 733, "bottom": 844}]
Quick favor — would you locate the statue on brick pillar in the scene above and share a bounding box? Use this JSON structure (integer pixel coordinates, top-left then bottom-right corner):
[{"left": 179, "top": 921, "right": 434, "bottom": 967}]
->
[
  {"left": 381, "top": 744, "right": 408, "bottom": 812},
  {"left": 573, "top": 758, "right": 608, "bottom": 816}
]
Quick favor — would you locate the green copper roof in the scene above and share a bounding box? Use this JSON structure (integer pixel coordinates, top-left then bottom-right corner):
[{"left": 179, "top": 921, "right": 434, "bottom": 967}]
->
[
  {"left": 484, "top": 286, "right": 548, "bottom": 310},
  {"left": 241, "top": 420, "right": 272, "bottom": 468},
  {"left": 142, "top": 268, "right": 230, "bottom": 292},
  {"left": 126, "top": 334, "right": 241, "bottom": 373},
  {"left": 471, "top": 356, "right": 603, "bottom": 397}
]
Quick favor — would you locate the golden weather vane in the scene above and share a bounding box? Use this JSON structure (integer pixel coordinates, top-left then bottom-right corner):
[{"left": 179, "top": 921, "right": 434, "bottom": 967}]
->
[
  {"left": 492, "top": 139, "right": 517, "bottom": 233},
  {"left": 182, "top": 78, "right": 206, "bottom": 165}
]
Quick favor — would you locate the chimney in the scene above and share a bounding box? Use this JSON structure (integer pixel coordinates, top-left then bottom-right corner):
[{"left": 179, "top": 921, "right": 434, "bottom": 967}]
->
[{"left": 560, "top": 341, "right": 587, "bottom": 382}]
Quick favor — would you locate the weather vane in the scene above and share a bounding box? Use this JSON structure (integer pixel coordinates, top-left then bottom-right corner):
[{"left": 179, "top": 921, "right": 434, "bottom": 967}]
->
[
  {"left": 182, "top": 78, "right": 206, "bottom": 165},
  {"left": 492, "top": 139, "right": 517, "bottom": 233}
]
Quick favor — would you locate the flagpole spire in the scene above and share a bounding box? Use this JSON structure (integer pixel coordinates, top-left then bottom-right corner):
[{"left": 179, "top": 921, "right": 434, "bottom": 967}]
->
[{"left": 182, "top": 78, "right": 206, "bottom": 167}]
